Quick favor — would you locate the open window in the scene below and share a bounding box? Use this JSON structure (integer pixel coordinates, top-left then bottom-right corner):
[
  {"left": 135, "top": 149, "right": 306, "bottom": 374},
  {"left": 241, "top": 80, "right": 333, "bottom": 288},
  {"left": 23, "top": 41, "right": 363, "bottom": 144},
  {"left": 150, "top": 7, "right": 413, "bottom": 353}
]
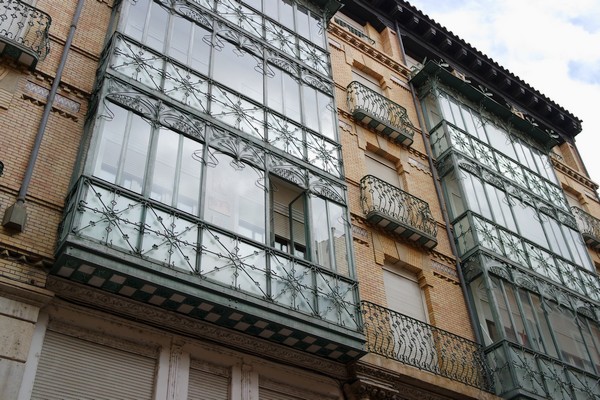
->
[
  {"left": 270, "top": 175, "right": 351, "bottom": 275},
  {"left": 270, "top": 176, "right": 308, "bottom": 260}
]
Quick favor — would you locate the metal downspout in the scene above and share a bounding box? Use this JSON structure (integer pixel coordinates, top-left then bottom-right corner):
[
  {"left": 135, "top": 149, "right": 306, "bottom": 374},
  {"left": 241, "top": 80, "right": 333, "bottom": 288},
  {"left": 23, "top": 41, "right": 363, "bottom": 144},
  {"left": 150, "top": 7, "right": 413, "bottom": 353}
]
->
[
  {"left": 393, "top": 22, "right": 483, "bottom": 346},
  {"left": 2, "top": 0, "right": 86, "bottom": 231}
]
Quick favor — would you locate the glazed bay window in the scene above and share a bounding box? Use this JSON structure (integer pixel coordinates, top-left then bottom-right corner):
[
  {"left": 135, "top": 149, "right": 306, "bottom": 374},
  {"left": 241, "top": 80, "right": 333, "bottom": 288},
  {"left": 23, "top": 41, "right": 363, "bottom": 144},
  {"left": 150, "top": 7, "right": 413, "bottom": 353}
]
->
[
  {"left": 470, "top": 273, "right": 600, "bottom": 374},
  {"left": 92, "top": 102, "right": 204, "bottom": 213},
  {"left": 114, "top": 0, "right": 340, "bottom": 178}
]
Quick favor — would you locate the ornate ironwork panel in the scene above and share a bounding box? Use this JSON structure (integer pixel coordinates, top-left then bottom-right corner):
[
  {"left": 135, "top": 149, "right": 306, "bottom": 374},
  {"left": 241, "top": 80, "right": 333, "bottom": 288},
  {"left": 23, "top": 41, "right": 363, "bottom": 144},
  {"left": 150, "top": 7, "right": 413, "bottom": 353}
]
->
[
  {"left": 361, "top": 301, "right": 493, "bottom": 391},
  {"left": 346, "top": 81, "right": 417, "bottom": 146},
  {"left": 105, "top": 33, "right": 343, "bottom": 178},
  {"left": 486, "top": 340, "right": 600, "bottom": 399},
  {"left": 59, "top": 176, "right": 362, "bottom": 331},
  {"left": 360, "top": 175, "right": 437, "bottom": 248},
  {"left": 0, "top": 0, "right": 51, "bottom": 67},
  {"left": 430, "top": 121, "right": 569, "bottom": 213},
  {"left": 455, "top": 213, "right": 600, "bottom": 303},
  {"left": 572, "top": 206, "right": 600, "bottom": 250}
]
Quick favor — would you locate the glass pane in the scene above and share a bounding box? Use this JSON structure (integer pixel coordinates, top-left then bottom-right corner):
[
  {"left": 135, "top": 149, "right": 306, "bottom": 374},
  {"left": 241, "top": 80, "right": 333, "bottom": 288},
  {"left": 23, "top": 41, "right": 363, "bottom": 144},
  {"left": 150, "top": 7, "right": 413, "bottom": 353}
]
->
[
  {"left": 490, "top": 277, "right": 517, "bottom": 343},
  {"left": 124, "top": 0, "right": 150, "bottom": 42},
  {"left": 470, "top": 276, "right": 498, "bottom": 345},
  {"left": 270, "top": 253, "right": 314, "bottom": 314},
  {"left": 168, "top": 17, "right": 192, "bottom": 65},
  {"left": 295, "top": 6, "right": 310, "bottom": 40},
  {"left": 543, "top": 216, "right": 570, "bottom": 259},
  {"left": 191, "top": 25, "right": 211, "bottom": 75},
  {"left": 485, "top": 123, "right": 516, "bottom": 160},
  {"left": 529, "top": 293, "right": 558, "bottom": 357},
  {"left": 562, "top": 225, "right": 594, "bottom": 271},
  {"left": 505, "top": 284, "right": 529, "bottom": 347},
  {"left": 548, "top": 305, "right": 594, "bottom": 372},
  {"left": 150, "top": 128, "right": 179, "bottom": 205},
  {"left": 310, "top": 196, "right": 331, "bottom": 269},
  {"left": 328, "top": 202, "right": 350, "bottom": 276},
  {"left": 266, "top": 66, "right": 301, "bottom": 122},
  {"left": 146, "top": 2, "right": 169, "bottom": 51},
  {"left": 211, "top": 87, "right": 265, "bottom": 138},
  {"left": 512, "top": 201, "right": 549, "bottom": 249},
  {"left": 442, "top": 172, "right": 465, "bottom": 220},
  {"left": 267, "top": 113, "right": 303, "bottom": 159},
  {"left": 120, "top": 114, "right": 151, "bottom": 193},
  {"left": 203, "top": 152, "right": 265, "bottom": 242},
  {"left": 93, "top": 105, "right": 128, "bottom": 183},
  {"left": 437, "top": 94, "right": 454, "bottom": 124},
  {"left": 177, "top": 138, "right": 202, "bottom": 215},
  {"left": 217, "top": 0, "right": 262, "bottom": 38},
  {"left": 212, "top": 39, "right": 264, "bottom": 103},
  {"left": 265, "top": 21, "right": 296, "bottom": 58},
  {"left": 317, "top": 91, "right": 335, "bottom": 140},
  {"left": 448, "top": 98, "right": 465, "bottom": 130}
]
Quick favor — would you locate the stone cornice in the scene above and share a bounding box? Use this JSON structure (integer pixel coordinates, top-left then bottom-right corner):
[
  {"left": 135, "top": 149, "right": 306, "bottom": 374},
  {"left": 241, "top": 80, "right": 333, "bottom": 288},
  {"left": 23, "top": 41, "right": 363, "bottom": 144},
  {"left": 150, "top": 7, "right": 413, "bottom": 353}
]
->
[
  {"left": 328, "top": 23, "right": 411, "bottom": 78},
  {"left": 337, "top": 1, "right": 581, "bottom": 143},
  {"left": 0, "top": 244, "right": 53, "bottom": 270},
  {"left": 46, "top": 276, "right": 351, "bottom": 380},
  {"left": 552, "top": 158, "right": 600, "bottom": 192},
  {"left": 348, "top": 361, "right": 498, "bottom": 400}
]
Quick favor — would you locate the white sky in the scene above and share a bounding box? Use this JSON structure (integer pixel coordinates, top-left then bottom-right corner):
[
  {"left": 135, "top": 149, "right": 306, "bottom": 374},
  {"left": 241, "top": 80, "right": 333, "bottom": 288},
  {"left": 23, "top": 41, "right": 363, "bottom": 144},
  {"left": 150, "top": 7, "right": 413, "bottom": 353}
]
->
[{"left": 407, "top": 0, "right": 600, "bottom": 188}]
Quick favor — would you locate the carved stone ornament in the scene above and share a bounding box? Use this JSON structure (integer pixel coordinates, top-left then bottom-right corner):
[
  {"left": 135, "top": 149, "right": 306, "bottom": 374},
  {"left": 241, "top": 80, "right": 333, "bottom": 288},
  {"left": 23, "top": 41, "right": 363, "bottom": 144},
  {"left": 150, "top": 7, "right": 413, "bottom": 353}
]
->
[{"left": 346, "top": 363, "right": 459, "bottom": 400}]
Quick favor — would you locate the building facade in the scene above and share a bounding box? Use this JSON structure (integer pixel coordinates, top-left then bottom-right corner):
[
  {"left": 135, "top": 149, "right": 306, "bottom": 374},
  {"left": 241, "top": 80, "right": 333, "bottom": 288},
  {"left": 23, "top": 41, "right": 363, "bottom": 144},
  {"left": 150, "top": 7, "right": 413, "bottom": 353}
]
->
[
  {"left": 1, "top": 0, "right": 364, "bottom": 399},
  {"left": 333, "top": 1, "right": 600, "bottom": 399},
  {"left": 0, "top": 0, "right": 598, "bottom": 399}
]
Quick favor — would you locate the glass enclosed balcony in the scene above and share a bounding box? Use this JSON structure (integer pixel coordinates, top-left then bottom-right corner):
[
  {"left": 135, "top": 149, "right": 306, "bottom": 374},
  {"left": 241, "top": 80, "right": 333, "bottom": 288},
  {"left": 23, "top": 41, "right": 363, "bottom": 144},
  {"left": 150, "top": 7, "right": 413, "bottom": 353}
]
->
[
  {"left": 53, "top": 176, "right": 365, "bottom": 363},
  {"left": 453, "top": 213, "right": 600, "bottom": 302},
  {"left": 347, "top": 81, "right": 417, "bottom": 146},
  {"left": 572, "top": 207, "right": 600, "bottom": 250},
  {"left": 486, "top": 340, "right": 600, "bottom": 399},
  {"left": 360, "top": 175, "right": 437, "bottom": 248},
  {"left": 361, "top": 301, "right": 492, "bottom": 391},
  {"left": 0, "top": 0, "right": 51, "bottom": 69}
]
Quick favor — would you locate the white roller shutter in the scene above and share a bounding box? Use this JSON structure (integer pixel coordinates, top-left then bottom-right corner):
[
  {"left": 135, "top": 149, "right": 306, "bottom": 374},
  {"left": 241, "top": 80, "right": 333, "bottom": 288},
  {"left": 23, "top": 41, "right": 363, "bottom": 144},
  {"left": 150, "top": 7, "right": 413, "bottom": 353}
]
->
[
  {"left": 31, "top": 330, "right": 156, "bottom": 400},
  {"left": 383, "top": 268, "right": 427, "bottom": 322},
  {"left": 259, "top": 387, "right": 305, "bottom": 400},
  {"left": 187, "top": 360, "right": 230, "bottom": 400}
]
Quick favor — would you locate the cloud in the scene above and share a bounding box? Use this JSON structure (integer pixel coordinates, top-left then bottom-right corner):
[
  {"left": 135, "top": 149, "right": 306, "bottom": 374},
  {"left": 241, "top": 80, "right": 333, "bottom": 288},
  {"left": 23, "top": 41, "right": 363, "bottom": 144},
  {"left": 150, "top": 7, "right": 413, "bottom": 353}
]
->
[
  {"left": 569, "top": 60, "right": 600, "bottom": 85},
  {"left": 408, "top": 0, "right": 600, "bottom": 186}
]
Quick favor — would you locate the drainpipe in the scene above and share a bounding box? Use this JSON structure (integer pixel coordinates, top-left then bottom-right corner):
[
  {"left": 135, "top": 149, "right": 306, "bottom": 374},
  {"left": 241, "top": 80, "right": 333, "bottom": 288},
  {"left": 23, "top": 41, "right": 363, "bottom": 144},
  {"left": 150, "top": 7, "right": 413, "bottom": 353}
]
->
[
  {"left": 394, "top": 22, "right": 483, "bottom": 346},
  {"left": 2, "top": 0, "right": 86, "bottom": 232}
]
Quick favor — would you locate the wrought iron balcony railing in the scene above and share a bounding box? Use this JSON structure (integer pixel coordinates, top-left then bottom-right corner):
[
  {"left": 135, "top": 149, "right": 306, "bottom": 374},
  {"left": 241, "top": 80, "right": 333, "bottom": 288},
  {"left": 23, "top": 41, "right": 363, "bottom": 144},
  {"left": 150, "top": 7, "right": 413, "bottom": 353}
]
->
[
  {"left": 360, "top": 175, "right": 437, "bottom": 248},
  {"left": 361, "top": 301, "right": 493, "bottom": 391},
  {"left": 486, "top": 340, "right": 600, "bottom": 399},
  {"left": 0, "top": 0, "right": 51, "bottom": 68},
  {"left": 347, "top": 81, "right": 417, "bottom": 146},
  {"left": 53, "top": 176, "right": 365, "bottom": 363},
  {"left": 572, "top": 206, "right": 600, "bottom": 250}
]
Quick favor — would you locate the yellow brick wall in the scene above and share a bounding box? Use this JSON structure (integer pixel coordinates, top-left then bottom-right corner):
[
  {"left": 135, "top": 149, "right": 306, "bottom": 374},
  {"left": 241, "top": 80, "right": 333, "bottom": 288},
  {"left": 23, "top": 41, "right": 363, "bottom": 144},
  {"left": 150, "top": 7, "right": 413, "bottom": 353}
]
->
[
  {"left": 0, "top": 0, "right": 112, "bottom": 287},
  {"left": 329, "top": 21, "right": 476, "bottom": 343}
]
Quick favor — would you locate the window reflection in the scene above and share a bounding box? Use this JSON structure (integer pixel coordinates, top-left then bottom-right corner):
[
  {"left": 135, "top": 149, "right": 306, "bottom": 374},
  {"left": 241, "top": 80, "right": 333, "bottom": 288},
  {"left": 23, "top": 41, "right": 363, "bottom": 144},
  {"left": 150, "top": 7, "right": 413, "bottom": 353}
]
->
[{"left": 204, "top": 152, "right": 265, "bottom": 242}]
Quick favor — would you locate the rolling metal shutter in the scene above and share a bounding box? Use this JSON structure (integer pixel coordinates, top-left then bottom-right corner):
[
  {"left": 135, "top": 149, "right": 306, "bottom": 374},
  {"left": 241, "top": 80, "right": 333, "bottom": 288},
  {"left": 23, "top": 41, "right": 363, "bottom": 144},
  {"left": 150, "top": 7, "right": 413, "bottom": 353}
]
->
[
  {"left": 31, "top": 330, "right": 156, "bottom": 400},
  {"left": 383, "top": 268, "right": 427, "bottom": 322},
  {"left": 187, "top": 360, "right": 230, "bottom": 400}
]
